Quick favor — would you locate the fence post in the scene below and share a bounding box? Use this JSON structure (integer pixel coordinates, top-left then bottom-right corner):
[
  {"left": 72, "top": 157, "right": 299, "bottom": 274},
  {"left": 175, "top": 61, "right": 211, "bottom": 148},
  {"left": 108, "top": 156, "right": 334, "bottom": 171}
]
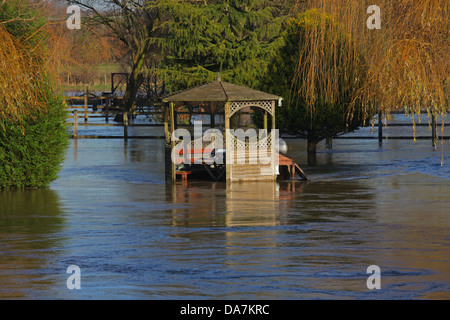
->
[
  {"left": 73, "top": 110, "right": 78, "bottom": 139},
  {"left": 123, "top": 111, "right": 128, "bottom": 140},
  {"left": 378, "top": 110, "right": 383, "bottom": 145},
  {"left": 105, "top": 96, "right": 110, "bottom": 123},
  {"left": 432, "top": 114, "right": 437, "bottom": 147},
  {"left": 84, "top": 86, "right": 89, "bottom": 123}
]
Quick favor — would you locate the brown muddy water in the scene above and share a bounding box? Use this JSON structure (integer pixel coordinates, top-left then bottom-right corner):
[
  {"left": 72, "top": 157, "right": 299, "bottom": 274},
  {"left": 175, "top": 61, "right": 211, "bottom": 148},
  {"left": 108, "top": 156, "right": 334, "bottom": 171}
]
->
[{"left": 0, "top": 127, "right": 449, "bottom": 299}]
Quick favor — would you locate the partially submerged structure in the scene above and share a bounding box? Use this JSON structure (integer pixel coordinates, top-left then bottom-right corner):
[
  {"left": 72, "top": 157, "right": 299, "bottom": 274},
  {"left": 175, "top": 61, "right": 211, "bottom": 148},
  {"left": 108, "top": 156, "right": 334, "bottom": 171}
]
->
[{"left": 162, "top": 74, "right": 308, "bottom": 183}]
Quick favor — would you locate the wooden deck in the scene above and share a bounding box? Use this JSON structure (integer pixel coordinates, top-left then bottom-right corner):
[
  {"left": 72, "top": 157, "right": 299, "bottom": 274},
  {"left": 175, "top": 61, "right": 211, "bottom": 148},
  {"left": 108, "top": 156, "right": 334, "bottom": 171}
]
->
[{"left": 278, "top": 154, "right": 310, "bottom": 181}]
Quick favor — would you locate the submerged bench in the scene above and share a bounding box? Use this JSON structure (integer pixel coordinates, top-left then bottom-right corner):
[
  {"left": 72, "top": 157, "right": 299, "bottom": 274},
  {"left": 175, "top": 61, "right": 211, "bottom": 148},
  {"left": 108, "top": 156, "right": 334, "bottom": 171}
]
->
[{"left": 176, "top": 170, "right": 192, "bottom": 182}]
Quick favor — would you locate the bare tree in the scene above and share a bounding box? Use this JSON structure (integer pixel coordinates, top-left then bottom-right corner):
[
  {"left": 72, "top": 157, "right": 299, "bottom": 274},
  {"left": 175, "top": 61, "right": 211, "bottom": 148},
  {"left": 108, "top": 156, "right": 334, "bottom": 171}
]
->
[{"left": 68, "top": 0, "right": 161, "bottom": 112}]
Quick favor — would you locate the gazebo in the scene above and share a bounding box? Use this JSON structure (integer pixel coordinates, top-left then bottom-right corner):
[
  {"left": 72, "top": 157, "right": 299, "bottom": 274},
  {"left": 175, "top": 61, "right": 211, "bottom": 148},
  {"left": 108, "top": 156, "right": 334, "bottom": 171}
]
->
[{"left": 162, "top": 74, "right": 308, "bottom": 183}]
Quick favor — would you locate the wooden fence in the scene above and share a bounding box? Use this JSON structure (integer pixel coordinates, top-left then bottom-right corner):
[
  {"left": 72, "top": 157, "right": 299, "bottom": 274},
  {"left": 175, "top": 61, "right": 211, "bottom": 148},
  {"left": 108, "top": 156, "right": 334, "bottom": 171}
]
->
[
  {"left": 66, "top": 92, "right": 447, "bottom": 144},
  {"left": 66, "top": 87, "right": 166, "bottom": 139},
  {"left": 332, "top": 110, "right": 448, "bottom": 147}
]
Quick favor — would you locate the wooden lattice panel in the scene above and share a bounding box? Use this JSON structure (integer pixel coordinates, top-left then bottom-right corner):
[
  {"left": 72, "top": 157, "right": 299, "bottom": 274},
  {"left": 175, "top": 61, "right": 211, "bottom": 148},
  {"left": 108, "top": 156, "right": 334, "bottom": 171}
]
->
[{"left": 229, "top": 100, "right": 274, "bottom": 117}]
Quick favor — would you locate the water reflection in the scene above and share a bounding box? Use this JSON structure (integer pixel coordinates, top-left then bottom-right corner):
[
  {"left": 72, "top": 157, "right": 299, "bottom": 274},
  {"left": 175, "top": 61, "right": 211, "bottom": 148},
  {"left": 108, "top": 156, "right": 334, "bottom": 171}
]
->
[
  {"left": 225, "top": 182, "right": 282, "bottom": 227},
  {"left": 167, "top": 182, "right": 226, "bottom": 227},
  {"left": 167, "top": 179, "right": 375, "bottom": 225},
  {"left": 167, "top": 181, "right": 303, "bottom": 228},
  {"left": 165, "top": 179, "right": 380, "bottom": 299},
  {"left": 223, "top": 182, "right": 289, "bottom": 275},
  {"left": 0, "top": 189, "right": 65, "bottom": 299}
]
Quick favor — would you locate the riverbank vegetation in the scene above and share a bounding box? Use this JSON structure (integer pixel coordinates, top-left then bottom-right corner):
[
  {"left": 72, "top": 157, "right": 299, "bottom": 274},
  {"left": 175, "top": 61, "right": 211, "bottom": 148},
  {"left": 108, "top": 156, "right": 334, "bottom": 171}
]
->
[{"left": 0, "top": 0, "right": 68, "bottom": 189}]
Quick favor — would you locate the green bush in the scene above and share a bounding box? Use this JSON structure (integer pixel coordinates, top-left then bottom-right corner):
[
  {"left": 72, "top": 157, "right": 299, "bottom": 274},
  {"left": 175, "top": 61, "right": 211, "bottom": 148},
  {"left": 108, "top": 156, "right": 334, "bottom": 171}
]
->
[{"left": 0, "top": 92, "right": 68, "bottom": 189}]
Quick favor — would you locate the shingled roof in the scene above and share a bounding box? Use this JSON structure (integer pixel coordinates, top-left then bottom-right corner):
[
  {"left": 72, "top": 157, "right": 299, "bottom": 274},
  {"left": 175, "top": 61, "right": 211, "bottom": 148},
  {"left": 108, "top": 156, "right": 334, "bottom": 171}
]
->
[{"left": 162, "top": 74, "right": 282, "bottom": 103}]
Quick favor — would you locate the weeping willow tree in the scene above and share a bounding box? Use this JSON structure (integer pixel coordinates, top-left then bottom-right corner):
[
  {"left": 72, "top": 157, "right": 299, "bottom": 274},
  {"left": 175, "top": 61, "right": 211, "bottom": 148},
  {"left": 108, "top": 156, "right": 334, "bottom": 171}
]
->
[
  {"left": 294, "top": 0, "right": 449, "bottom": 143},
  {"left": 262, "top": 9, "right": 371, "bottom": 154},
  {"left": 349, "top": 1, "right": 448, "bottom": 116},
  {"left": 0, "top": 0, "right": 68, "bottom": 189}
]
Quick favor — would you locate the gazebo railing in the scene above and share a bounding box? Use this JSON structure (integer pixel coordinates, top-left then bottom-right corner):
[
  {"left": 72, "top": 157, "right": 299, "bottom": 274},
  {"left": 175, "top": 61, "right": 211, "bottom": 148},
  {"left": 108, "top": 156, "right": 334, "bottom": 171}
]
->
[{"left": 228, "top": 133, "right": 274, "bottom": 165}]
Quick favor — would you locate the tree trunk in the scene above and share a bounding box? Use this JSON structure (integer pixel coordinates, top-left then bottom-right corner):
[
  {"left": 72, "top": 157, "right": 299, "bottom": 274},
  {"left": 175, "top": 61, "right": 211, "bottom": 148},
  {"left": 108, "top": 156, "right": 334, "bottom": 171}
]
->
[
  {"left": 122, "top": 49, "right": 146, "bottom": 112},
  {"left": 307, "top": 137, "right": 318, "bottom": 155},
  {"left": 238, "top": 106, "right": 252, "bottom": 127}
]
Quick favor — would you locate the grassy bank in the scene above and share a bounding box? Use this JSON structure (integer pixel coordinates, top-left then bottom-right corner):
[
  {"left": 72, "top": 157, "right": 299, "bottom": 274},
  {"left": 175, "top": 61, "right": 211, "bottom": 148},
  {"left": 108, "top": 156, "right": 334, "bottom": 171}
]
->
[{"left": 59, "top": 63, "right": 126, "bottom": 93}]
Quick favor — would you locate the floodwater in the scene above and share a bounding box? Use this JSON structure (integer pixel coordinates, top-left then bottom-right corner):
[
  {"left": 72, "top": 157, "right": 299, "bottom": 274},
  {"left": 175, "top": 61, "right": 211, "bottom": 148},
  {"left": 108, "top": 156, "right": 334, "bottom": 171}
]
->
[{"left": 0, "top": 119, "right": 449, "bottom": 300}]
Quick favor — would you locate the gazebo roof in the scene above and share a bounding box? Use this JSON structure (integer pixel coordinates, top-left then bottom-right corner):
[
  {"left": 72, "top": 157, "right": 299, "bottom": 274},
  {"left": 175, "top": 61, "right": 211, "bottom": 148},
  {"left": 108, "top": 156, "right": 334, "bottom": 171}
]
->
[{"left": 162, "top": 74, "right": 282, "bottom": 103}]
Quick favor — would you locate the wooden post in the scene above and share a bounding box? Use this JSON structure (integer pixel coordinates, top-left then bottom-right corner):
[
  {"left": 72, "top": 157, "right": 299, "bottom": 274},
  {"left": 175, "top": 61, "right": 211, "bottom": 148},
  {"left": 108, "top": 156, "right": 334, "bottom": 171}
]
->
[
  {"left": 264, "top": 111, "right": 268, "bottom": 130},
  {"left": 164, "top": 105, "right": 170, "bottom": 143},
  {"left": 123, "top": 111, "right": 128, "bottom": 140},
  {"left": 73, "top": 136, "right": 78, "bottom": 162},
  {"left": 224, "top": 101, "right": 231, "bottom": 182},
  {"left": 84, "top": 86, "right": 89, "bottom": 123},
  {"left": 174, "top": 110, "right": 178, "bottom": 130},
  {"left": 210, "top": 113, "right": 215, "bottom": 128},
  {"left": 432, "top": 114, "right": 437, "bottom": 147},
  {"left": 272, "top": 100, "right": 276, "bottom": 181},
  {"left": 170, "top": 102, "right": 176, "bottom": 182},
  {"left": 105, "top": 96, "right": 110, "bottom": 123},
  {"left": 73, "top": 110, "right": 78, "bottom": 139},
  {"left": 378, "top": 110, "right": 383, "bottom": 145},
  {"left": 271, "top": 101, "right": 276, "bottom": 131},
  {"left": 210, "top": 102, "right": 216, "bottom": 128}
]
